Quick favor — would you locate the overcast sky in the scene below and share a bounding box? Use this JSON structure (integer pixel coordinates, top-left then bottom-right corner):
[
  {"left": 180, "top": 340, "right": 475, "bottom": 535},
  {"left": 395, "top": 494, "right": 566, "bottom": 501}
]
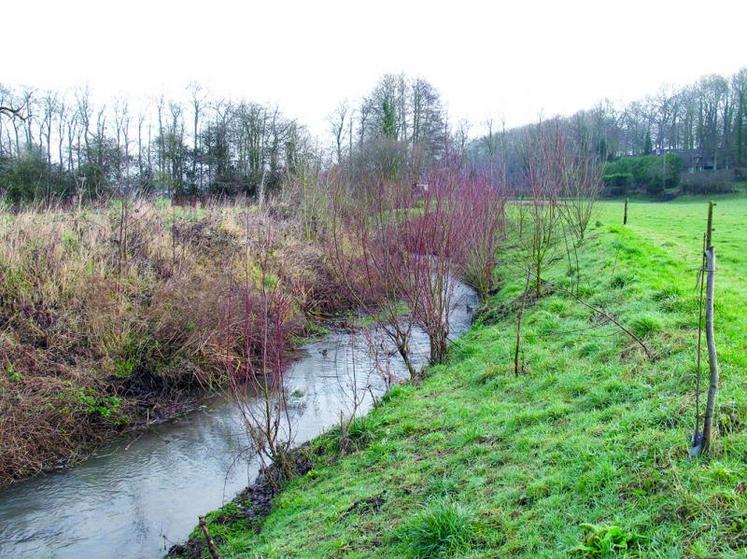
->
[{"left": 4, "top": 0, "right": 746, "bottom": 140}]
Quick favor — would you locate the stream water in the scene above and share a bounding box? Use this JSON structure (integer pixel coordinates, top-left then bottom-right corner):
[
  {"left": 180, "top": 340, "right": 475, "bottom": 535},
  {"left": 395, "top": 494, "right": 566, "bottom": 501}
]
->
[{"left": 0, "top": 283, "right": 477, "bottom": 559}]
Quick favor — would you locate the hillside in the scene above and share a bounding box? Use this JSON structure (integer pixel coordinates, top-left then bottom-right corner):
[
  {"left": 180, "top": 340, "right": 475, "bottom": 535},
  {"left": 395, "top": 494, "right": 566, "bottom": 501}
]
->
[{"left": 178, "top": 196, "right": 747, "bottom": 558}]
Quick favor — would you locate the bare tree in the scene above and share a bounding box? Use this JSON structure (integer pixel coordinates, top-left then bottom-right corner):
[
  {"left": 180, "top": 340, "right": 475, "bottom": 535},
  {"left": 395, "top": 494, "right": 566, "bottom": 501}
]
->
[
  {"left": 222, "top": 217, "right": 296, "bottom": 482},
  {"left": 330, "top": 100, "right": 350, "bottom": 166},
  {"left": 329, "top": 179, "right": 421, "bottom": 378},
  {"left": 519, "top": 122, "right": 565, "bottom": 299},
  {"left": 188, "top": 82, "right": 205, "bottom": 194},
  {"left": 560, "top": 139, "right": 604, "bottom": 243}
]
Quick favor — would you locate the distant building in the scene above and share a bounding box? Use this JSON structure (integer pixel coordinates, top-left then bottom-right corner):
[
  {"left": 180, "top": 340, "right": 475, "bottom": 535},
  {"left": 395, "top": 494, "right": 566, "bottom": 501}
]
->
[{"left": 661, "top": 149, "right": 715, "bottom": 173}]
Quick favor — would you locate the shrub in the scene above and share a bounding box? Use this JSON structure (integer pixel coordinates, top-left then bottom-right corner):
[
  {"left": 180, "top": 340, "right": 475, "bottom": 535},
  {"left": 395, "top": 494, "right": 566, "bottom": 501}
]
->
[
  {"left": 680, "top": 171, "right": 737, "bottom": 194},
  {"left": 602, "top": 173, "right": 633, "bottom": 196},
  {"left": 396, "top": 499, "right": 477, "bottom": 558},
  {"left": 0, "top": 152, "right": 74, "bottom": 206},
  {"left": 604, "top": 154, "right": 682, "bottom": 195}
]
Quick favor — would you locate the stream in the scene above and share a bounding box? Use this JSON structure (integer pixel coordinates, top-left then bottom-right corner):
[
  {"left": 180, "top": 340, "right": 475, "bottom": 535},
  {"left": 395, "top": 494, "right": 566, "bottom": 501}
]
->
[{"left": 0, "top": 282, "right": 477, "bottom": 559}]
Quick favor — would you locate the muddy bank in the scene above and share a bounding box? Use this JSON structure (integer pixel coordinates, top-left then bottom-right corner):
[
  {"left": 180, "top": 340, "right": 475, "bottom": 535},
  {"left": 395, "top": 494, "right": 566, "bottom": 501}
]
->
[{"left": 167, "top": 444, "right": 314, "bottom": 559}]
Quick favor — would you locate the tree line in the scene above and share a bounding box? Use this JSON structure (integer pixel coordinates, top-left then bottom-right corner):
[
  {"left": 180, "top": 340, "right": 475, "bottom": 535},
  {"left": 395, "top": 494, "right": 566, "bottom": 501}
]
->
[
  {"left": 3, "top": 68, "right": 746, "bottom": 205},
  {"left": 0, "top": 74, "right": 463, "bottom": 206},
  {"left": 0, "top": 84, "right": 317, "bottom": 205},
  {"left": 471, "top": 67, "right": 747, "bottom": 191}
]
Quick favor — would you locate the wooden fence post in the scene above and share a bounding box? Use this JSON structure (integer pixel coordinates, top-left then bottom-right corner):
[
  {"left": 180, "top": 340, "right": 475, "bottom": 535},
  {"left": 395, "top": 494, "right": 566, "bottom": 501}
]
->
[{"left": 623, "top": 197, "right": 628, "bottom": 225}]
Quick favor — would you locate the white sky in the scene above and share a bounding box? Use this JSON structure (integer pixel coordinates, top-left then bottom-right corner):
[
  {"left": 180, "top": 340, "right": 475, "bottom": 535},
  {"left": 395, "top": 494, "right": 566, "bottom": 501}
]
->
[{"left": 4, "top": 0, "right": 746, "bottom": 141}]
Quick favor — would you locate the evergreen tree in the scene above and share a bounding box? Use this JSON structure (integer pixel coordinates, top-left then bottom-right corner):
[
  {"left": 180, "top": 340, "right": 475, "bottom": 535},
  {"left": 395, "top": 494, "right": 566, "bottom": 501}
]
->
[{"left": 643, "top": 130, "right": 653, "bottom": 155}]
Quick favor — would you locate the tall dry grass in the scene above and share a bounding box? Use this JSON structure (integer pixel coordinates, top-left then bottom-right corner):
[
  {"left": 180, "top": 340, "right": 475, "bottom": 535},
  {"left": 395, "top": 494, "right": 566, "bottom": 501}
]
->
[{"left": 0, "top": 197, "right": 347, "bottom": 486}]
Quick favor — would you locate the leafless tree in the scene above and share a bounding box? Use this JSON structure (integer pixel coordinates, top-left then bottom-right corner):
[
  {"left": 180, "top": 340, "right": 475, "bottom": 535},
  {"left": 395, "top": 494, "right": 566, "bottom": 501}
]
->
[
  {"left": 518, "top": 122, "right": 565, "bottom": 299},
  {"left": 330, "top": 100, "right": 350, "bottom": 166}
]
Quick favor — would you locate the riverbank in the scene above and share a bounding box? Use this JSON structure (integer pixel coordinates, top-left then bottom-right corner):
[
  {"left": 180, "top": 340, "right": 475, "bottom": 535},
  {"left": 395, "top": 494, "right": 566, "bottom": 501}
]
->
[
  {"left": 0, "top": 278, "right": 477, "bottom": 558},
  {"left": 174, "top": 197, "right": 747, "bottom": 557},
  {"left": 0, "top": 198, "right": 349, "bottom": 487}
]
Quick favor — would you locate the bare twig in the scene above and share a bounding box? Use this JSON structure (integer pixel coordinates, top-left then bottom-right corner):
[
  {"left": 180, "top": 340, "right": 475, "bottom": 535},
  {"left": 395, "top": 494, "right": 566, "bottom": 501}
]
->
[
  {"left": 198, "top": 516, "right": 221, "bottom": 559},
  {"left": 0, "top": 105, "right": 26, "bottom": 120},
  {"left": 560, "top": 286, "right": 654, "bottom": 360}
]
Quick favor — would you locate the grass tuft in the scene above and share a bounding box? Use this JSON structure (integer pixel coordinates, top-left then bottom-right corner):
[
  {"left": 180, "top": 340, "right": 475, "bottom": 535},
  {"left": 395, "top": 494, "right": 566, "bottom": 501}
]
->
[
  {"left": 570, "top": 523, "right": 640, "bottom": 557},
  {"left": 395, "top": 499, "right": 477, "bottom": 559},
  {"left": 629, "top": 312, "right": 664, "bottom": 338}
]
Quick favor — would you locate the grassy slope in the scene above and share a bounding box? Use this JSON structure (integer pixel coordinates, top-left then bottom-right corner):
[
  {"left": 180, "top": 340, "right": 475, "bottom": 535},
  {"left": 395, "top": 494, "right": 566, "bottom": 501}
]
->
[{"left": 195, "top": 197, "right": 747, "bottom": 558}]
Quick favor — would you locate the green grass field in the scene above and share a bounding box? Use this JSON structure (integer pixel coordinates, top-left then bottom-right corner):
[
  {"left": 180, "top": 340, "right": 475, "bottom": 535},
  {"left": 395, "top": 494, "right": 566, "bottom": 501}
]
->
[{"left": 188, "top": 196, "right": 747, "bottom": 558}]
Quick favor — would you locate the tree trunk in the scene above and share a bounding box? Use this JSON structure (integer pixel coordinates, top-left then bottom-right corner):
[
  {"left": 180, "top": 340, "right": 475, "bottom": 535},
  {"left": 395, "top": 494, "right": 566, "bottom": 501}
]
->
[
  {"left": 535, "top": 253, "right": 542, "bottom": 299},
  {"left": 397, "top": 343, "right": 416, "bottom": 380},
  {"left": 429, "top": 330, "right": 447, "bottom": 365}
]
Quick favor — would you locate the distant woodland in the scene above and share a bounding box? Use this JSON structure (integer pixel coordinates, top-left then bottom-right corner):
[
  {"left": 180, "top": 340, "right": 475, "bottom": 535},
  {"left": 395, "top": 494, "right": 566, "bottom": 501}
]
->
[{"left": 1, "top": 68, "right": 746, "bottom": 204}]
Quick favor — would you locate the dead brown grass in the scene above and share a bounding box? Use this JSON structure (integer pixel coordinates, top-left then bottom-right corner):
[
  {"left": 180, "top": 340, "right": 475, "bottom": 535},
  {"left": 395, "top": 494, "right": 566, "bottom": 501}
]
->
[{"left": 0, "top": 197, "right": 347, "bottom": 486}]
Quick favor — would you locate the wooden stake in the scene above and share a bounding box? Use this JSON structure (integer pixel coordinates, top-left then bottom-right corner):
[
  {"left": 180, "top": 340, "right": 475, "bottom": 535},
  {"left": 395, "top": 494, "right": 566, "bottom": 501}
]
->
[
  {"left": 623, "top": 197, "right": 628, "bottom": 225},
  {"left": 692, "top": 233, "right": 706, "bottom": 446},
  {"left": 701, "top": 246, "right": 719, "bottom": 453},
  {"left": 199, "top": 516, "right": 222, "bottom": 559},
  {"left": 705, "top": 201, "right": 715, "bottom": 249},
  {"left": 514, "top": 267, "right": 531, "bottom": 375}
]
